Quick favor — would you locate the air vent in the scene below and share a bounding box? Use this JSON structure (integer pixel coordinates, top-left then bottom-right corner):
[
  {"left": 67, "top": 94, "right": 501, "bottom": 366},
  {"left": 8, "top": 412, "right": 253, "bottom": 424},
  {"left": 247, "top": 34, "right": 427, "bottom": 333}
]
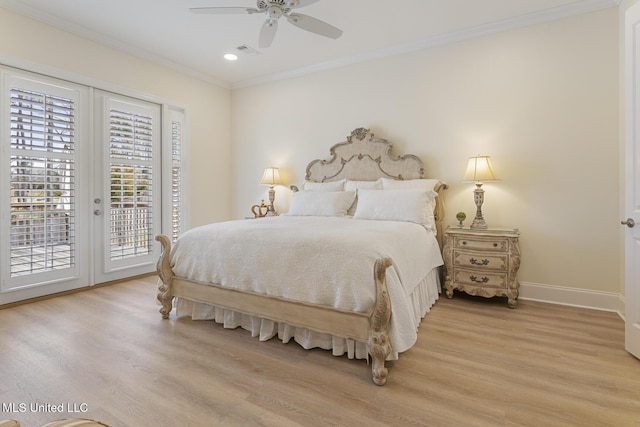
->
[{"left": 235, "top": 44, "right": 261, "bottom": 55}]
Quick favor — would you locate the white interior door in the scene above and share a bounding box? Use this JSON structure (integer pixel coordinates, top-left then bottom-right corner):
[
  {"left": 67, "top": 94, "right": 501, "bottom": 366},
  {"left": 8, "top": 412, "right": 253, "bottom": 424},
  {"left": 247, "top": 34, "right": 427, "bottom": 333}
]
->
[
  {"left": 624, "top": 1, "right": 640, "bottom": 360},
  {"left": 0, "top": 71, "right": 90, "bottom": 304},
  {"left": 92, "top": 91, "right": 161, "bottom": 284}
]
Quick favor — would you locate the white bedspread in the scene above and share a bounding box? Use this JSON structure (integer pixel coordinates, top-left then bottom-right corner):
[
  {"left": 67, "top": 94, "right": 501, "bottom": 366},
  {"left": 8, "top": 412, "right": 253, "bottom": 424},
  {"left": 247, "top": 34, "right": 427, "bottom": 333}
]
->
[{"left": 170, "top": 216, "right": 443, "bottom": 354}]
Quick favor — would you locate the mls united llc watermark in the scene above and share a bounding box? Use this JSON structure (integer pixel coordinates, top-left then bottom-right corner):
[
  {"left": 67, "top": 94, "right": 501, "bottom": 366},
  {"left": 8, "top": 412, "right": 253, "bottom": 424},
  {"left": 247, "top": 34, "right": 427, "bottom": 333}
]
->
[{"left": 2, "top": 402, "right": 89, "bottom": 414}]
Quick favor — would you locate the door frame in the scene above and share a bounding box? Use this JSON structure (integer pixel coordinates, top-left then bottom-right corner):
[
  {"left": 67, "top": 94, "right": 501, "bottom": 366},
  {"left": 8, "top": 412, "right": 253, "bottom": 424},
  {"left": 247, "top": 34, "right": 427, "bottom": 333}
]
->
[{"left": 624, "top": 0, "right": 640, "bottom": 360}]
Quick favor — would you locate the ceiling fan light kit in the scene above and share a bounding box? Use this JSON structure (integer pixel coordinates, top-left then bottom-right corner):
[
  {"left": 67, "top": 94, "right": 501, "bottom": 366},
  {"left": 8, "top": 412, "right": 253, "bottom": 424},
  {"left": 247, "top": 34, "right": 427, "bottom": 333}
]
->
[{"left": 190, "top": 0, "right": 343, "bottom": 48}]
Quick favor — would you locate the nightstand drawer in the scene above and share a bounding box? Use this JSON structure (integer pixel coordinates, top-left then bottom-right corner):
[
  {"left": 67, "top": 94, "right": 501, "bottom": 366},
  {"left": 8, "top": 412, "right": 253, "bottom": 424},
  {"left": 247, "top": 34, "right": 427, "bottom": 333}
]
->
[
  {"left": 452, "top": 251, "right": 509, "bottom": 270},
  {"left": 453, "top": 268, "right": 508, "bottom": 289},
  {"left": 454, "top": 236, "right": 509, "bottom": 252}
]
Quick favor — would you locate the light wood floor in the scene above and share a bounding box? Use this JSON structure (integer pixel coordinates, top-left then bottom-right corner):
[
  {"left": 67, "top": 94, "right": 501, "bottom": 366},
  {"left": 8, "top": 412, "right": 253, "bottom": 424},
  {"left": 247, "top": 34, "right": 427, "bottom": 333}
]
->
[{"left": 1, "top": 276, "right": 639, "bottom": 427}]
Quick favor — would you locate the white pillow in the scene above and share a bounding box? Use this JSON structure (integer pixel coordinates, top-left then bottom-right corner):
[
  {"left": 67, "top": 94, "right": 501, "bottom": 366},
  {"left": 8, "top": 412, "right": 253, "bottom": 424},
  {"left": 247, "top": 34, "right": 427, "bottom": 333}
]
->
[
  {"left": 344, "top": 179, "right": 382, "bottom": 192},
  {"left": 353, "top": 189, "right": 438, "bottom": 228},
  {"left": 380, "top": 178, "right": 441, "bottom": 191},
  {"left": 287, "top": 191, "right": 356, "bottom": 217},
  {"left": 344, "top": 179, "right": 382, "bottom": 215},
  {"left": 302, "top": 179, "right": 345, "bottom": 191},
  {"left": 380, "top": 178, "right": 441, "bottom": 224}
]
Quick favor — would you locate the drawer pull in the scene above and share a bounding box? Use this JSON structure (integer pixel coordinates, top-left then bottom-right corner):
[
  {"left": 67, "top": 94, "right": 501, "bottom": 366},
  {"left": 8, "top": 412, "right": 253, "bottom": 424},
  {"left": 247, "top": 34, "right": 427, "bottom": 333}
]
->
[
  {"left": 470, "top": 258, "right": 489, "bottom": 266},
  {"left": 493, "top": 243, "right": 498, "bottom": 247},
  {"left": 470, "top": 275, "right": 489, "bottom": 283},
  {"left": 462, "top": 241, "right": 467, "bottom": 245}
]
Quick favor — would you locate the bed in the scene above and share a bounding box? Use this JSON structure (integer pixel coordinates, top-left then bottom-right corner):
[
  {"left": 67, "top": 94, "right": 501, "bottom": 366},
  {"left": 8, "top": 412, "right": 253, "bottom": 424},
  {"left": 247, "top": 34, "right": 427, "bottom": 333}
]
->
[{"left": 155, "top": 127, "right": 448, "bottom": 385}]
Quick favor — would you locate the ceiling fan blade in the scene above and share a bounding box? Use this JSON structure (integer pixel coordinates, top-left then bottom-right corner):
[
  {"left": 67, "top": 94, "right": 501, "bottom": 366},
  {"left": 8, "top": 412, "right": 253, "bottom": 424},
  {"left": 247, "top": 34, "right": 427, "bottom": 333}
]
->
[
  {"left": 259, "top": 20, "right": 278, "bottom": 48},
  {"left": 189, "top": 7, "right": 260, "bottom": 14},
  {"left": 286, "top": 13, "right": 342, "bottom": 39},
  {"left": 285, "top": 0, "right": 321, "bottom": 9}
]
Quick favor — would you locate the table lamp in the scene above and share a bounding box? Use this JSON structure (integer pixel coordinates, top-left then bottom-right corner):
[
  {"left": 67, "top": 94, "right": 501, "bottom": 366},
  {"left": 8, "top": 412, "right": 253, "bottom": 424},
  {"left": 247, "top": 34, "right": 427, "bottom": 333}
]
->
[
  {"left": 463, "top": 155, "right": 499, "bottom": 229},
  {"left": 260, "top": 167, "right": 282, "bottom": 216}
]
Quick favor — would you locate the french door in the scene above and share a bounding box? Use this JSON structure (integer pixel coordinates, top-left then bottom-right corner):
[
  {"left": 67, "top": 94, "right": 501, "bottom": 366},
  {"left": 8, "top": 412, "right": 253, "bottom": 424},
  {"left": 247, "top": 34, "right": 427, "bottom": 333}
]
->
[
  {"left": 0, "top": 72, "right": 90, "bottom": 303},
  {"left": 0, "top": 70, "right": 161, "bottom": 304},
  {"left": 93, "top": 91, "right": 161, "bottom": 284}
]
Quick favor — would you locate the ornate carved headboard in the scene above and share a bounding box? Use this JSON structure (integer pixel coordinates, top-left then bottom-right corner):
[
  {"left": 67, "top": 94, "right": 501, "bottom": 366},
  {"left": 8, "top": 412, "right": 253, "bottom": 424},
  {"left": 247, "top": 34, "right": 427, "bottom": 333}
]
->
[
  {"left": 298, "top": 127, "right": 448, "bottom": 249},
  {"left": 305, "top": 127, "right": 424, "bottom": 182}
]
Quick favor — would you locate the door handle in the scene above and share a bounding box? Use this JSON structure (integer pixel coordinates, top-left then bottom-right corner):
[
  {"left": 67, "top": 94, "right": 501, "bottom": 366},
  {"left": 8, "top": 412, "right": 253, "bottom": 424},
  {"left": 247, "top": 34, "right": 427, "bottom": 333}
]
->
[
  {"left": 94, "top": 209, "right": 102, "bottom": 216},
  {"left": 621, "top": 218, "right": 635, "bottom": 228}
]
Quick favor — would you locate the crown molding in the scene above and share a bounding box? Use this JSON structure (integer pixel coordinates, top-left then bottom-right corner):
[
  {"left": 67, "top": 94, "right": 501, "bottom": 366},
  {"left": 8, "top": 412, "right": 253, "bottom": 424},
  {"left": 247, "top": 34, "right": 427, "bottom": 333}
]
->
[{"left": 232, "top": 0, "right": 620, "bottom": 89}]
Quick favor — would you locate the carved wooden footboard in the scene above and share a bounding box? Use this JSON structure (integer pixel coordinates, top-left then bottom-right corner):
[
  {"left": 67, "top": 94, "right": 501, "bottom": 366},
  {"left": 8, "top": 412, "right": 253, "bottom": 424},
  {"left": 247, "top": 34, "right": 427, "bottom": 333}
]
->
[{"left": 155, "top": 234, "right": 394, "bottom": 385}]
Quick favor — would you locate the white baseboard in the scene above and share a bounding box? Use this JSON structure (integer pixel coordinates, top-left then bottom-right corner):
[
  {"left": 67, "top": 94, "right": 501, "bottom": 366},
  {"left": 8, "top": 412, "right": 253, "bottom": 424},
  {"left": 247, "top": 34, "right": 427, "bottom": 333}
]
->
[{"left": 519, "top": 282, "right": 625, "bottom": 320}]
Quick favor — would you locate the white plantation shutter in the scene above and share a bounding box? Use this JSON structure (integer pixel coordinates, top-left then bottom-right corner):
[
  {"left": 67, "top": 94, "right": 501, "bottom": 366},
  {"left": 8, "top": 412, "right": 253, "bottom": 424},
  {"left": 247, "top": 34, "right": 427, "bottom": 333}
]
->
[
  {"left": 170, "top": 110, "right": 184, "bottom": 241},
  {"left": 9, "top": 88, "right": 77, "bottom": 277},
  {"left": 108, "top": 108, "right": 154, "bottom": 261},
  {"left": 163, "top": 107, "right": 185, "bottom": 242}
]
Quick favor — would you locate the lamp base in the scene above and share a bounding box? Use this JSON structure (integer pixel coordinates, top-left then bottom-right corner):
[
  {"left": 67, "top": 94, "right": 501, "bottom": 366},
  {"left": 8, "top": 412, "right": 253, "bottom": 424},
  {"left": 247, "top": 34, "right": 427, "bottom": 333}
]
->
[
  {"left": 470, "top": 217, "right": 488, "bottom": 229},
  {"left": 265, "top": 205, "right": 278, "bottom": 216},
  {"left": 265, "top": 186, "right": 278, "bottom": 216},
  {"left": 470, "top": 184, "right": 488, "bottom": 230}
]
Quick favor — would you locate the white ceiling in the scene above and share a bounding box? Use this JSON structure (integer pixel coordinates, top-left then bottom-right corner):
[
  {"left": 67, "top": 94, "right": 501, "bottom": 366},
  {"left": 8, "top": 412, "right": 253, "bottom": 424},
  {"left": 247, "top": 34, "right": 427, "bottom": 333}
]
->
[{"left": 0, "top": 0, "right": 619, "bottom": 88}]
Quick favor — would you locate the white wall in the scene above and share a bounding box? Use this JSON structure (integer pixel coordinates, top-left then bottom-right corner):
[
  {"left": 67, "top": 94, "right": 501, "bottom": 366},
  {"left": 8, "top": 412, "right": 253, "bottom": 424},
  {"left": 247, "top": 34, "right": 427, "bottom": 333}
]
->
[
  {"left": 0, "top": 6, "right": 620, "bottom": 300},
  {"left": 0, "top": 8, "right": 232, "bottom": 228},
  {"left": 231, "top": 9, "right": 619, "bottom": 295}
]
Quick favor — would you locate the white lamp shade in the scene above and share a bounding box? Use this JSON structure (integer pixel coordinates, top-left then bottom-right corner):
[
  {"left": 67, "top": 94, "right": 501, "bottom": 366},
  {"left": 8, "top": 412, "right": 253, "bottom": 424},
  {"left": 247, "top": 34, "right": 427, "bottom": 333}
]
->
[
  {"left": 463, "top": 156, "right": 499, "bottom": 182},
  {"left": 260, "top": 167, "right": 282, "bottom": 186}
]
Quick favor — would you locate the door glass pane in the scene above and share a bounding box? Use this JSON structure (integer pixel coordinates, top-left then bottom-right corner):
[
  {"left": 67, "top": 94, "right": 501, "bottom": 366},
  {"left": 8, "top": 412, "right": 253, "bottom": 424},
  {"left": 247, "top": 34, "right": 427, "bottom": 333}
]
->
[
  {"left": 9, "top": 88, "right": 76, "bottom": 277},
  {"left": 109, "top": 108, "right": 153, "bottom": 261}
]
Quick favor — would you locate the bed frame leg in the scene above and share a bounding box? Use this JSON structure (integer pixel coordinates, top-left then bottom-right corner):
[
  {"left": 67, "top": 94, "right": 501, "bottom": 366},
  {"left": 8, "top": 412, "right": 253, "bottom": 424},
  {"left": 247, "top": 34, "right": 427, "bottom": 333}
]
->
[
  {"left": 155, "top": 235, "right": 174, "bottom": 319},
  {"left": 369, "top": 257, "right": 393, "bottom": 386}
]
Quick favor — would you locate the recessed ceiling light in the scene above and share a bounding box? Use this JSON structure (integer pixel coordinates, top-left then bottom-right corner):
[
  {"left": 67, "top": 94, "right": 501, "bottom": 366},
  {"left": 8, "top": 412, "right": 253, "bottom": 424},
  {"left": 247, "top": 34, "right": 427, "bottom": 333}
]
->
[{"left": 224, "top": 53, "right": 238, "bottom": 61}]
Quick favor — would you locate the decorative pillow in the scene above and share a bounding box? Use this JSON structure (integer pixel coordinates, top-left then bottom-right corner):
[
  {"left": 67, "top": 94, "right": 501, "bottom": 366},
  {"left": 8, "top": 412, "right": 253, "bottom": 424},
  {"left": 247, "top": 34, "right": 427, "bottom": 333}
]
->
[
  {"left": 302, "top": 179, "right": 345, "bottom": 191},
  {"left": 353, "top": 189, "right": 438, "bottom": 229},
  {"left": 287, "top": 191, "right": 356, "bottom": 217},
  {"left": 344, "top": 179, "right": 382, "bottom": 215}
]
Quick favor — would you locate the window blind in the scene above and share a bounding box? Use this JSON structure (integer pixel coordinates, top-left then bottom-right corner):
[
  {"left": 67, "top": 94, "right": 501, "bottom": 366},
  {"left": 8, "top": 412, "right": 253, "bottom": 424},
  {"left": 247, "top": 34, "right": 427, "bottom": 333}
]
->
[
  {"left": 171, "top": 118, "right": 182, "bottom": 242},
  {"left": 109, "top": 108, "right": 154, "bottom": 260},
  {"left": 9, "top": 88, "right": 76, "bottom": 276}
]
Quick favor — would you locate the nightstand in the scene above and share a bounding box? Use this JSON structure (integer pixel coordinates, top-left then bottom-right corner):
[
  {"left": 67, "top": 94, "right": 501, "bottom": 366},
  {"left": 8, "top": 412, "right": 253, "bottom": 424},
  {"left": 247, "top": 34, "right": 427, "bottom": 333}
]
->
[{"left": 443, "top": 227, "right": 521, "bottom": 308}]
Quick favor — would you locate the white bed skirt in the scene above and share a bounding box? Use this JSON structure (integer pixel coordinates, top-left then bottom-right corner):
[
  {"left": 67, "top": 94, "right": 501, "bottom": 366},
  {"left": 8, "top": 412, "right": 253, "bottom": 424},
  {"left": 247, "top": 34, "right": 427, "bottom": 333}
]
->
[{"left": 174, "top": 269, "right": 441, "bottom": 361}]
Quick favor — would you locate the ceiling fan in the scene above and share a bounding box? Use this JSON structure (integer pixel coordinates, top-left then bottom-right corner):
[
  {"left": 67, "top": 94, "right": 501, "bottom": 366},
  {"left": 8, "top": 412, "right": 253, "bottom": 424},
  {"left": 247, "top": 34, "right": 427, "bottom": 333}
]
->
[{"left": 190, "top": 0, "right": 343, "bottom": 48}]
